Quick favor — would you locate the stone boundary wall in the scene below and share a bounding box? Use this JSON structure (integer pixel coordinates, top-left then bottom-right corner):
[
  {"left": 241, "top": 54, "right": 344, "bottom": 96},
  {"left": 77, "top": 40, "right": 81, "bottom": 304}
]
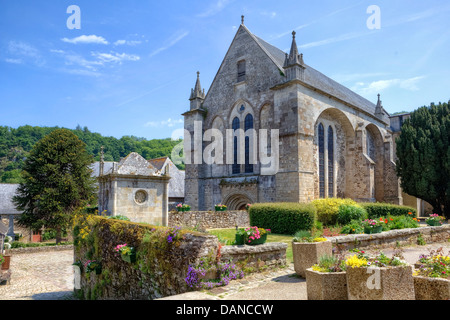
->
[
  {"left": 10, "top": 244, "right": 74, "bottom": 254},
  {"left": 168, "top": 210, "right": 250, "bottom": 230},
  {"left": 329, "top": 225, "right": 450, "bottom": 250},
  {"left": 221, "top": 243, "right": 287, "bottom": 271}
]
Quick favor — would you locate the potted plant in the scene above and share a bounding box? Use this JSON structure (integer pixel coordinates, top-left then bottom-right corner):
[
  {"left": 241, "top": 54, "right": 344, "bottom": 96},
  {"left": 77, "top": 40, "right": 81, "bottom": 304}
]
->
[
  {"left": 425, "top": 214, "right": 445, "bottom": 226},
  {"left": 345, "top": 249, "right": 415, "bottom": 300},
  {"left": 362, "top": 218, "right": 385, "bottom": 234},
  {"left": 1, "top": 237, "right": 12, "bottom": 271},
  {"left": 215, "top": 204, "right": 227, "bottom": 212},
  {"left": 84, "top": 260, "right": 102, "bottom": 275},
  {"left": 306, "top": 246, "right": 348, "bottom": 300},
  {"left": 245, "top": 203, "right": 252, "bottom": 211},
  {"left": 115, "top": 243, "right": 136, "bottom": 263},
  {"left": 235, "top": 226, "right": 270, "bottom": 246},
  {"left": 413, "top": 247, "right": 450, "bottom": 300},
  {"left": 292, "top": 230, "right": 332, "bottom": 278},
  {"left": 176, "top": 203, "right": 191, "bottom": 212}
]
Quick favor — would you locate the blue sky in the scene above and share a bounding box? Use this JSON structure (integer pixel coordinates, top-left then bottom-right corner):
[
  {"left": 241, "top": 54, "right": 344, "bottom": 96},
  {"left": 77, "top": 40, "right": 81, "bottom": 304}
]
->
[{"left": 1, "top": 0, "right": 449, "bottom": 140}]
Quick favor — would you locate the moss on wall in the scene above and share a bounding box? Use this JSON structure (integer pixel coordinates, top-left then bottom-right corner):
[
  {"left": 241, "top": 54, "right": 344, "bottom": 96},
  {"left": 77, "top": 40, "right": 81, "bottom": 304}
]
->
[{"left": 73, "top": 215, "right": 219, "bottom": 299}]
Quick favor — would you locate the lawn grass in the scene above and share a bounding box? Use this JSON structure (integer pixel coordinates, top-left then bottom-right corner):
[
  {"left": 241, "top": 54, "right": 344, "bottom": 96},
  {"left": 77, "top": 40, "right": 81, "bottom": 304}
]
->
[{"left": 207, "top": 228, "right": 295, "bottom": 263}]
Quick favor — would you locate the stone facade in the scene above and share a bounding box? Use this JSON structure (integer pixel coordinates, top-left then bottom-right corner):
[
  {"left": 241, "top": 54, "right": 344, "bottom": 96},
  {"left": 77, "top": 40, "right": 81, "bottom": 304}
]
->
[
  {"left": 97, "top": 152, "right": 170, "bottom": 225},
  {"left": 183, "top": 20, "right": 405, "bottom": 211},
  {"left": 168, "top": 210, "right": 249, "bottom": 230}
]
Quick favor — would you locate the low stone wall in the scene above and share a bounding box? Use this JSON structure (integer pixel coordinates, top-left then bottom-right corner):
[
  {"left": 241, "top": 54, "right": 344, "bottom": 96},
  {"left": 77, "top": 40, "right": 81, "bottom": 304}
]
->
[
  {"left": 329, "top": 225, "right": 450, "bottom": 250},
  {"left": 10, "top": 244, "right": 74, "bottom": 255},
  {"left": 168, "top": 210, "right": 250, "bottom": 230},
  {"left": 74, "top": 216, "right": 220, "bottom": 300},
  {"left": 221, "top": 243, "right": 287, "bottom": 271}
]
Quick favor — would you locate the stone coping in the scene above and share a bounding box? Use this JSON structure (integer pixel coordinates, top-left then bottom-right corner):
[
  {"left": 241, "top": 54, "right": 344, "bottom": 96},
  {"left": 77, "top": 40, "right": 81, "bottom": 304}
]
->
[
  {"left": 328, "top": 225, "right": 450, "bottom": 249},
  {"left": 221, "top": 242, "right": 288, "bottom": 254},
  {"left": 10, "top": 244, "right": 74, "bottom": 254}
]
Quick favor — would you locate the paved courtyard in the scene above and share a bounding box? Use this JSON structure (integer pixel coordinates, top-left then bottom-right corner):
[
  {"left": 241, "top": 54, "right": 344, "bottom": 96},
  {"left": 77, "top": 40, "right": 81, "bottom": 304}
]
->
[
  {"left": 0, "top": 249, "right": 75, "bottom": 300},
  {"left": 1, "top": 242, "right": 449, "bottom": 300}
]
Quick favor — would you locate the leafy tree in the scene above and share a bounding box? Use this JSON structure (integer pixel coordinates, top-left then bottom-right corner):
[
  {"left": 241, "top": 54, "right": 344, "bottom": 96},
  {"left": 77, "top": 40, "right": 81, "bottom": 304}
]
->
[
  {"left": 13, "top": 129, "right": 97, "bottom": 243},
  {"left": 395, "top": 101, "right": 450, "bottom": 218}
]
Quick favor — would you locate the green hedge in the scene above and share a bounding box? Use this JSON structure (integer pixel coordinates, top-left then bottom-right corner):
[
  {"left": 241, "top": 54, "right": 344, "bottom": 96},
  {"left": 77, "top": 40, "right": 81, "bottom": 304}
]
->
[
  {"left": 360, "top": 202, "right": 417, "bottom": 218},
  {"left": 248, "top": 202, "right": 316, "bottom": 235}
]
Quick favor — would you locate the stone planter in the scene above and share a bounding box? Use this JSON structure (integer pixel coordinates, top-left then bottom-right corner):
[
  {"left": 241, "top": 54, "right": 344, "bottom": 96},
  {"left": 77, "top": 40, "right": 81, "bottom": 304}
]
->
[
  {"left": 305, "top": 268, "right": 348, "bottom": 300},
  {"left": 1, "top": 255, "right": 11, "bottom": 271},
  {"left": 292, "top": 241, "right": 332, "bottom": 278},
  {"left": 414, "top": 275, "right": 450, "bottom": 300},
  {"left": 346, "top": 265, "right": 415, "bottom": 300}
]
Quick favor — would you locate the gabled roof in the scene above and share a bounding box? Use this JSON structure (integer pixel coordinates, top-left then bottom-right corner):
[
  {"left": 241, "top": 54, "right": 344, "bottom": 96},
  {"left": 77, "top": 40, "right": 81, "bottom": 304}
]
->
[
  {"left": 116, "top": 152, "right": 158, "bottom": 176},
  {"left": 0, "top": 184, "right": 21, "bottom": 215},
  {"left": 149, "top": 157, "right": 185, "bottom": 198},
  {"left": 251, "top": 33, "right": 381, "bottom": 118}
]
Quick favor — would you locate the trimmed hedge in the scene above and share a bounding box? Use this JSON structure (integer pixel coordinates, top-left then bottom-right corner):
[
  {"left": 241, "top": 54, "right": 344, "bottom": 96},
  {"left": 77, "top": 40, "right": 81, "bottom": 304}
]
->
[
  {"left": 248, "top": 202, "right": 316, "bottom": 235},
  {"left": 311, "top": 198, "right": 358, "bottom": 226},
  {"left": 360, "top": 202, "right": 417, "bottom": 219}
]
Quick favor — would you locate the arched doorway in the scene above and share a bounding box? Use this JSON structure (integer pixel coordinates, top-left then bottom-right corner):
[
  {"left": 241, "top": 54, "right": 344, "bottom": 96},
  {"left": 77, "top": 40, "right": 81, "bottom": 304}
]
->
[{"left": 223, "top": 193, "right": 253, "bottom": 210}]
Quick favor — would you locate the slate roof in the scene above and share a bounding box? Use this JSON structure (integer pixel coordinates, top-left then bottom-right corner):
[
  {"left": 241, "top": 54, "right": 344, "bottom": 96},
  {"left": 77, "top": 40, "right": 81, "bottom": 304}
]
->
[
  {"left": 93, "top": 154, "right": 185, "bottom": 199},
  {"left": 252, "top": 32, "right": 385, "bottom": 119},
  {"left": 149, "top": 157, "right": 185, "bottom": 198},
  {"left": 0, "top": 184, "right": 21, "bottom": 215}
]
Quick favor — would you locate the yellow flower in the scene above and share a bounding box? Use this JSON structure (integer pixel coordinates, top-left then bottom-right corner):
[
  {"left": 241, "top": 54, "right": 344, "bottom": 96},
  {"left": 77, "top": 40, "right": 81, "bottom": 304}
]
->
[
  {"left": 345, "top": 254, "right": 368, "bottom": 268},
  {"left": 313, "top": 237, "right": 328, "bottom": 243}
]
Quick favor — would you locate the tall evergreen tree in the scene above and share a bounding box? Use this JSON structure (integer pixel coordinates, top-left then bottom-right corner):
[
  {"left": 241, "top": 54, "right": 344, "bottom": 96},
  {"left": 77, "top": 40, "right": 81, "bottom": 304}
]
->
[
  {"left": 395, "top": 101, "right": 450, "bottom": 218},
  {"left": 13, "top": 129, "right": 97, "bottom": 243}
]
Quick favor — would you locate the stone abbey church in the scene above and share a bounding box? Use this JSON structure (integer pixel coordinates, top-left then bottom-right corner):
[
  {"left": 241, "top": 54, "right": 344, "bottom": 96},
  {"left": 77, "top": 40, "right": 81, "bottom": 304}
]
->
[{"left": 183, "top": 19, "right": 414, "bottom": 212}]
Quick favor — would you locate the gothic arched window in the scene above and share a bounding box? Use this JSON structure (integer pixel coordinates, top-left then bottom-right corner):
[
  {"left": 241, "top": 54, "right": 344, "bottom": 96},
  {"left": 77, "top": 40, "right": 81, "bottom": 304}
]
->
[
  {"left": 244, "top": 114, "right": 254, "bottom": 173},
  {"left": 232, "top": 117, "right": 240, "bottom": 174},
  {"left": 318, "top": 123, "right": 325, "bottom": 198},
  {"left": 328, "top": 126, "right": 334, "bottom": 197}
]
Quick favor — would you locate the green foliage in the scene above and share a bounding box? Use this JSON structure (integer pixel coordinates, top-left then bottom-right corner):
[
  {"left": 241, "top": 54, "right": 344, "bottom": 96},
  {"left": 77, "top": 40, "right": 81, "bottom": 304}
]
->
[
  {"left": 13, "top": 129, "right": 97, "bottom": 242},
  {"left": 0, "top": 125, "right": 184, "bottom": 183},
  {"left": 386, "top": 215, "right": 420, "bottom": 230},
  {"left": 340, "top": 220, "right": 364, "bottom": 234},
  {"left": 395, "top": 101, "right": 450, "bottom": 218},
  {"left": 360, "top": 202, "right": 416, "bottom": 219},
  {"left": 337, "top": 204, "right": 368, "bottom": 225},
  {"left": 248, "top": 202, "right": 316, "bottom": 235},
  {"left": 311, "top": 198, "right": 358, "bottom": 226}
]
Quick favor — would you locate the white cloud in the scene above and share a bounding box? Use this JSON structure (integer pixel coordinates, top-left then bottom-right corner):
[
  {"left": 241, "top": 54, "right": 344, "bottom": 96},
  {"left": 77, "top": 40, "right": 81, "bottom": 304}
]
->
[
  {"left": 261, "top": 11, "right": 277, "bottom": 19},
  {"left": 352, "top": 76, "right": 426, "bottom": 95},
  {"left": 149, "top": 30, "right": 189, "bottom": 57},
  {"left": 300, "top": 32, "right": 365, "bottom": 49},
  {"left": 114, "top": 39, "right": 142, "bottom": 46},
  {"left": 5, "top": 58, "right": 22, "bottom": 64},
  {"left": 145, "top": 118, "right": 184, "bottom": 128},
  {"left": 7, "top": 41, "right": 45, "bottom": 66},
  {"left": 61, "top": 35, "right": 109, "bottom": 45},
  {"left": 197, "top": 0, "right": 233, "bottom": 18},
  {"left": 91, "top": 52, "right": 140, "bottom": 63}
]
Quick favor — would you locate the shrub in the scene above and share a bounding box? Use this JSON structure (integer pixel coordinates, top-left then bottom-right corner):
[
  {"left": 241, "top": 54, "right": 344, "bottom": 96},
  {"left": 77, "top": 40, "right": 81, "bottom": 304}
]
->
[
  {"left": 337, "top": 204, "right": 368, "bottom": 225},
  {"left": 386, "top": 215, "right": 419, "bottom": 230},
  {"left": 311, "top": 198, "right": 358, "bottom": 226},
  {"left": 248, "top": 202, "right": 316, "bottom": 235},
  {"left": 340, "top": 220, "right": 364, "bottom": 234},
  {"left": 360, "top": 202, "right": 417, "bottom": 218}
]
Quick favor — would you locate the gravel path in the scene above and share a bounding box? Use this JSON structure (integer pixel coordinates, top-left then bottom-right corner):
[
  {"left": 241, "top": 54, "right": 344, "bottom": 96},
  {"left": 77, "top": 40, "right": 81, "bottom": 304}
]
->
[{"left": 0, "top": 250, "right": 75, "bottom": 300}]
